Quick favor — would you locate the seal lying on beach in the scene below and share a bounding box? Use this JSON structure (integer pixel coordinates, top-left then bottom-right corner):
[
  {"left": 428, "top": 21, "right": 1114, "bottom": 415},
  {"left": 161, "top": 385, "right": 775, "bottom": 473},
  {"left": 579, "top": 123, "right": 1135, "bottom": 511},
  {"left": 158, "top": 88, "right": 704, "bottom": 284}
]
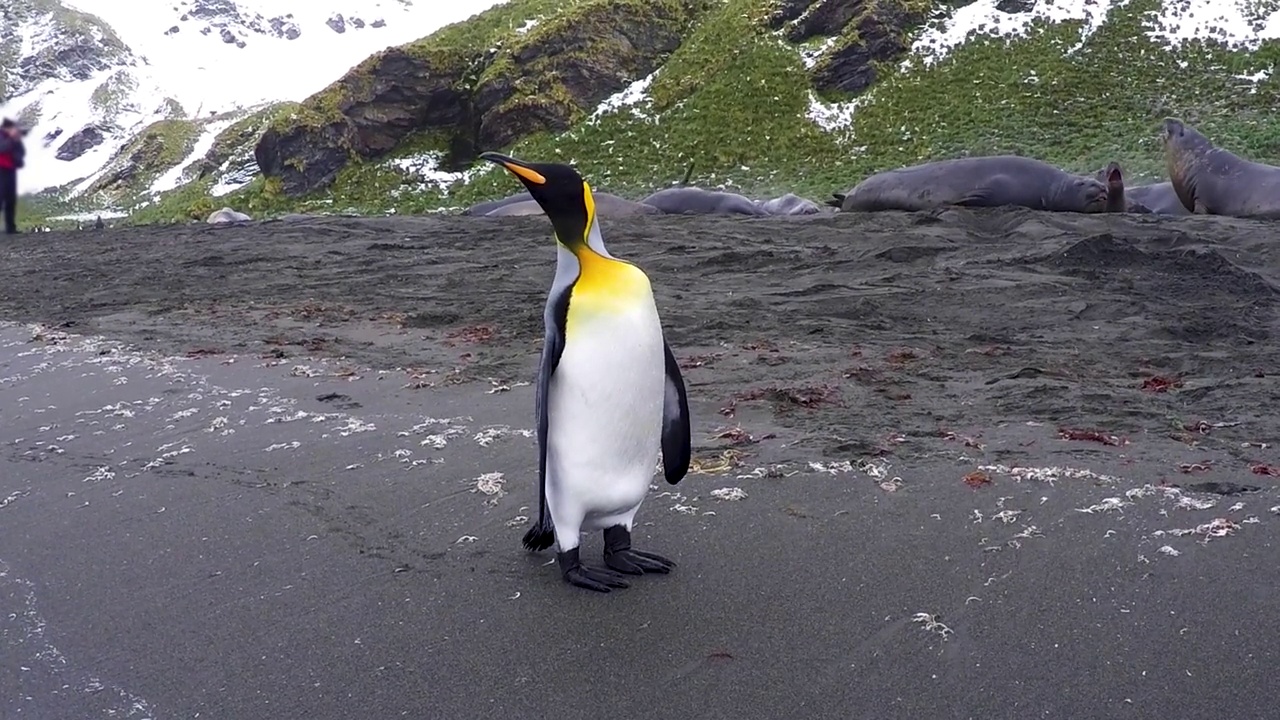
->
[
  {"left": 206, "top": 207, "right": 251, "bottom": 224},
  {"left": 1126, "top": 182, "right": 1188, "bottom": 215},
  {"left": 485, "top": 200, "right": 543, "bottom": 217},
  {"left": 758, "top": 193, "right": 823, "bottom": 215},
  {"left": 641, "top": 187, "right": 768, "bottom": 216},
  {"left": 1162, "top": 117, "right": 1280, "bottom": 218},
  {"left": 463, "top": 192, "right": 533, "bottom": 216},
  {"left": 485, "top": 192, "right": 660, "bottom": 218},
  {"left": 830, "top": 156, "right": 1110, "bottom": 213}
]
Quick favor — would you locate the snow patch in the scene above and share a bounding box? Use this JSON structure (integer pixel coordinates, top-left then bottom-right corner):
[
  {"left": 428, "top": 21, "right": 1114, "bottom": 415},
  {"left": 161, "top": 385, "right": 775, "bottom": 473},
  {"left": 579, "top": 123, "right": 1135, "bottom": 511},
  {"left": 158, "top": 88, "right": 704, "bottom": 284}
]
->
[
  {"left": 806, "top": 91, "right": 862, "bottom": 132},
  {"left": 910, "top": 0, "right": 1280, "bottom": 68},
  {"left": 590, "top": 71, "right": 660, "bottom": 121},
  {"left": 48, "top": 210, "right": 129, "bottom": 222},
  {"left": 389, "top": 152, "right": 487, "bottom": 194},
  {"left": 911, "top": 0, "right": 1116, "bottom": 65},
  {"left": 149, "top": 116, "right": 242, "bottom": 194},
  {"left": 1147, "top": 0, "right": 1280, "bottom": 50},
  {"left": 799, "top": 37, "right": 837, "bottom": 69}
]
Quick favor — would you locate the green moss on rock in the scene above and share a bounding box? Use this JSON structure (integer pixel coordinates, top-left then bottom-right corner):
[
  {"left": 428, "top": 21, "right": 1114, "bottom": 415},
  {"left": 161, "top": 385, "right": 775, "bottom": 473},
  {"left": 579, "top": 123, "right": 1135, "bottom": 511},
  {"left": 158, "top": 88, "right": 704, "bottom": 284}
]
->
[
  {"left": 86, "top": 119, "right": 200, "bottom": 200},
  {"left": 192, "top": 104, "right": 287, "bottom": 182},
  {"left": 257, "top": 0, "right": 711, "bottom": 198}
]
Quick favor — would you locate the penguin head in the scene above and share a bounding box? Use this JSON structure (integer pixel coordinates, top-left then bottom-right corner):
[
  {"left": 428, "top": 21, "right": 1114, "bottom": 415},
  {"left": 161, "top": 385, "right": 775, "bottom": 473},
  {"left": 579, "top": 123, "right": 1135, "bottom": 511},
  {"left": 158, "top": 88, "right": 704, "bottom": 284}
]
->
[{"left": 480, "top": 152, "right": 595, "bottom": 247}]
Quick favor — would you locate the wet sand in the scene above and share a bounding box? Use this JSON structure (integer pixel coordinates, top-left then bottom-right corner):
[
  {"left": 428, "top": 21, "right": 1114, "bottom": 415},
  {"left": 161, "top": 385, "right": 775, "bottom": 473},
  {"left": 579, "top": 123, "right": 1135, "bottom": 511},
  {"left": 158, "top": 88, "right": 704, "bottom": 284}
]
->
[{"left": 1, "top": 210, "right": 1278, "bottom": 718}]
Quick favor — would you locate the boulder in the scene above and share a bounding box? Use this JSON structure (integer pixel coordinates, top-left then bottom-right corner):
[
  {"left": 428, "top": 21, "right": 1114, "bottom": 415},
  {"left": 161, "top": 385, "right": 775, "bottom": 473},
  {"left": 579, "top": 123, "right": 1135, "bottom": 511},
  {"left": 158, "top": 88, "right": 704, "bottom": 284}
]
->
[{"left": 55, "top": 124, "right": 106, "bottom": 161}]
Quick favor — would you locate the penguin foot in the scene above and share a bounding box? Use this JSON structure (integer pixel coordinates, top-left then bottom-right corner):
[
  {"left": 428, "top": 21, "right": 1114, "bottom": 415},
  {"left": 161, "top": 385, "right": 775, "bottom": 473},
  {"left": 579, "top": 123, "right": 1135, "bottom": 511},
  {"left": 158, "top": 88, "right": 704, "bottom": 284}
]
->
[
  {"left": 557, "top": 547, "right": 630, "bottom": 593},
  {"left": 603, "top": 526, "right": 676, "bottom": 575}
]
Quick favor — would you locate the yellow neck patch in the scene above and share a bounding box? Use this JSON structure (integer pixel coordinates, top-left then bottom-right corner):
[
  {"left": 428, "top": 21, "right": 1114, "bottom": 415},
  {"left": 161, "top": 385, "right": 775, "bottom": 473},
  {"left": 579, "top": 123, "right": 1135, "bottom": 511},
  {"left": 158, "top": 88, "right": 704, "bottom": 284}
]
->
[{"left": 561, "top": 183, "right": 653, "bottom": 328}]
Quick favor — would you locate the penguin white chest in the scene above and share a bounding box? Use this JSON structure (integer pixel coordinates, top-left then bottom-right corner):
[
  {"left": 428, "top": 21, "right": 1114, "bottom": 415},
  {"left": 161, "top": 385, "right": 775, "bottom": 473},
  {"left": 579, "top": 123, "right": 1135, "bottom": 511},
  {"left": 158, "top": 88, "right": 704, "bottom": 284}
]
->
[{"left": 547, "top": 296, "right": 666, "bottom": 526}]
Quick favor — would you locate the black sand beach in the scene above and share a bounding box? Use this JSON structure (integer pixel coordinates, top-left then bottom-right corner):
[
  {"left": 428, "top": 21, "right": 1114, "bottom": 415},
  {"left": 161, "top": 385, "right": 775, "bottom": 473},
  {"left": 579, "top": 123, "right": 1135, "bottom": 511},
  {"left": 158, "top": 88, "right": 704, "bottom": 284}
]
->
[{"left": 2, "top": 210, "right": 1278, "bottom": 718}]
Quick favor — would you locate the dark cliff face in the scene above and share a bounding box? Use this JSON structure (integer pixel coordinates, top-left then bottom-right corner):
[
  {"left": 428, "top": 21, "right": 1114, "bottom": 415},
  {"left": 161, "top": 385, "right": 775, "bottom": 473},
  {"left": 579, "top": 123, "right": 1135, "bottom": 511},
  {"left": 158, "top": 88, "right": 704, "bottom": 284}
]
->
[
  {"left": 473, "top": 1, "right": 696, "bottom": 150},
  {"left": 253, "top": 47, "right": 474, "bottom": 196},
  {"left": 255, "top": 0, "right": 711, "bottom": 197},
  {"left": 767, "top": 0, "right": 928, "bottom": 96}
]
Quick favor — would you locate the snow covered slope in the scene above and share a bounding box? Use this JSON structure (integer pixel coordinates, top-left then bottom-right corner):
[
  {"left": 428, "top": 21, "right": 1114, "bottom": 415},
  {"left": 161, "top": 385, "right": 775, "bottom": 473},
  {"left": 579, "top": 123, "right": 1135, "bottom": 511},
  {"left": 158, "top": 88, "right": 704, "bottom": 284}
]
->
[{"left": 0, "top": 0, "right": 506, "bottom": 197}]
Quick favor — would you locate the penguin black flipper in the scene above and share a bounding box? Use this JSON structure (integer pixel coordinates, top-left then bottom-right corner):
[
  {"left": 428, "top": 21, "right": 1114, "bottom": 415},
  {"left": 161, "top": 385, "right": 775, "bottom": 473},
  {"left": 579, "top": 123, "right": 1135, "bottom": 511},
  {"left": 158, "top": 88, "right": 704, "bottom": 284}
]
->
[
  {"left": 660, "top": 341, "right": 692, "bottom": 485},
  {"left": 522, "top": 287, "right": 572, "bottom": 552}
]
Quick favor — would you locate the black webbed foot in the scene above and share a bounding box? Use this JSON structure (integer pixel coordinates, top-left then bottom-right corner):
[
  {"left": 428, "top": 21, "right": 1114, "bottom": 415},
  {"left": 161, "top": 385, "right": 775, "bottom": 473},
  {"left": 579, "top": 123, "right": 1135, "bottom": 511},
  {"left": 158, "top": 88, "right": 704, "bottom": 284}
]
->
[
  {"left": 603, "top": 525, "right": 676, "bottom": 575},
  {"left": 558, "top": 547, "right": 630, "bottom": 592}
]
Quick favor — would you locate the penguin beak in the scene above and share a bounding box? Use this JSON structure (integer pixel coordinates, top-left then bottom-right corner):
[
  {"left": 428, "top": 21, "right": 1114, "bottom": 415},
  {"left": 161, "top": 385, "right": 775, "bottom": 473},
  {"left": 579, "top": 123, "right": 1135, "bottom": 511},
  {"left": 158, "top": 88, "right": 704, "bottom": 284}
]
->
[{"left": 480, "top": 152, "right": 547, "bottom": 186}]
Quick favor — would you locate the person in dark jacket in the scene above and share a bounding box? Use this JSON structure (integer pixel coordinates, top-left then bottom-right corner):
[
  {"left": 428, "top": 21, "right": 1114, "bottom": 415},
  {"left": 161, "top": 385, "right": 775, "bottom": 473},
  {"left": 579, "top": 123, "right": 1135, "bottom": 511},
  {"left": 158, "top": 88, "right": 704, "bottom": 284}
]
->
[{"left": 0, "top": 118, "right": 27, "bottom": 234}]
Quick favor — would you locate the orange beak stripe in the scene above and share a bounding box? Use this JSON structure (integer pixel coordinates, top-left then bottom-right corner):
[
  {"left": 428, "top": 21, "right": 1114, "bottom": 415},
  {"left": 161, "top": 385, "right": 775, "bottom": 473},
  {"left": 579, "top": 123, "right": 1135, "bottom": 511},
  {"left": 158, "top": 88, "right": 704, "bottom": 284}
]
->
[{"left": 503, "top": 162, "right": 547, "bottom": 185}]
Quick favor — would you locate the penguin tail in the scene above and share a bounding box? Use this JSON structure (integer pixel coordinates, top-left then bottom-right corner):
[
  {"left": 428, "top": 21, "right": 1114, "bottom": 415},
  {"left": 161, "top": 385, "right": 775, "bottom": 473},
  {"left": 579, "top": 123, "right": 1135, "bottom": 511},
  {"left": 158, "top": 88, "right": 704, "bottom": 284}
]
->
[{"left": 521, "top": 511, "right": 556, "bottom": 552}]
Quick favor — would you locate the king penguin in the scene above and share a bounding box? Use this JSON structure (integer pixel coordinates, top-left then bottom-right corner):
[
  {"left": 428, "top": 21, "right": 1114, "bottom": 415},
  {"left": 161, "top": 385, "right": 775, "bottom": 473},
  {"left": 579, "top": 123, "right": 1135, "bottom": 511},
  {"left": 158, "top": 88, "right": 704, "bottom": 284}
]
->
[{"left": 479, "top": 151, "right": 693, "bottom": 593}]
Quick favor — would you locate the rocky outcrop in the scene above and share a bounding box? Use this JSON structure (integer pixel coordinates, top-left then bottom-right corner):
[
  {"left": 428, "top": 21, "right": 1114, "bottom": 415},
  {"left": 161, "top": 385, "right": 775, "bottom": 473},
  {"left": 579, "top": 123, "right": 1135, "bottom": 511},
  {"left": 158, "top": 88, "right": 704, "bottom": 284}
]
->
[
  {"left": 56, "top": 124, "right": 107, "bottom": 161},
  {"left": 996, "top": 0, "right": 1034, "bottom": 12},
  {"left": 770, "top": 0, "right": 871, "bottom": 42},
  {"left": 178, "top": 0, "right": 305, "bottom": 44},
  {"left": 192, "top": 108, "right": 277, "bottom": 180},
  {"left": 768, "top": 0, "right": 929, "bottom": 96},
  {"left": 255, "top": 0, "right": 711, "bottom": 197},
  {"left": 1, "top": 0, "right": 132, "bottom": 101},
  {"left": 87, "top": 119, "right": 199, "bottom": 198},
  {"left": 269, "top": 18, "right": 301, "bottom": 40},
  {"left": 254, "top": 48, "right": 472, "bottom": 195}
]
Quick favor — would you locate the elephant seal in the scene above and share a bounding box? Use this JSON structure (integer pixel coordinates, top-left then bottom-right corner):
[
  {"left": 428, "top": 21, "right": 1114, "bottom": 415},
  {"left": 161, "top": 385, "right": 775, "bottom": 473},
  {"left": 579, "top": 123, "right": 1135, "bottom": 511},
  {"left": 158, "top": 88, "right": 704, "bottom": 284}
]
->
[
  {"left": 758, "top": 193, "right": 823, "bottom": 215},
  {"left": 486, "top": 192, "right": 659, "bottom": 218},
  {"left": 640, "top": 187, "right": 769, "bottom": 216},
  {"left": 207, "top": 207, "right": 251, "bottom": 224},
  {"left": 463, "top": 191, "right": 533, "bottom": 216},
  {"left": 1126, "top": 182, "right": 1188, "bottom": 215},
  {"left": 1095, "top": 162, "right": 1129, "bottom": 213},
  {"left": 830, "top": 156, "right": 1110, "bottom": 213},
  {"left": 1093, "top": 162, "right": 1157, "bottom": 213},
  {"left": 1162, "top": 117, "right": 1280, "bottom": 218},
  {"left": 485, "top": 200, "right": 543, "bottom": 217}
]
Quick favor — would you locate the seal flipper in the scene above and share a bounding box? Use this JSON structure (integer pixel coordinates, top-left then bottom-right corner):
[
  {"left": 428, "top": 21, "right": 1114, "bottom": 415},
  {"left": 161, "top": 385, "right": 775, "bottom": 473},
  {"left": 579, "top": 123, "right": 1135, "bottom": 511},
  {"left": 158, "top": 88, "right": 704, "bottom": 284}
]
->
[
  {"left": 521, "top": 287, "right": 572, "bottom": 552},
  {"left": 1127, "top": 201, "right": 1154, "bottom": 214},
  {"left": 660, "top": 341, "right": 692, "bottom": 485},
  {"left": 826, "top": 192, "right": 846, "bottom": 209}
]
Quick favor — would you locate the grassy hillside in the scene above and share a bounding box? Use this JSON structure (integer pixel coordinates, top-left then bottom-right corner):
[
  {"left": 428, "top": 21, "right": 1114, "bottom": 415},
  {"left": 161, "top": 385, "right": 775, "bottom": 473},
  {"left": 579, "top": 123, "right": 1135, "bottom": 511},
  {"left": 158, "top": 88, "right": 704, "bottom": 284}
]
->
[{"left": 91, "top": 0, "right": 1280, "bottom": 222}]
